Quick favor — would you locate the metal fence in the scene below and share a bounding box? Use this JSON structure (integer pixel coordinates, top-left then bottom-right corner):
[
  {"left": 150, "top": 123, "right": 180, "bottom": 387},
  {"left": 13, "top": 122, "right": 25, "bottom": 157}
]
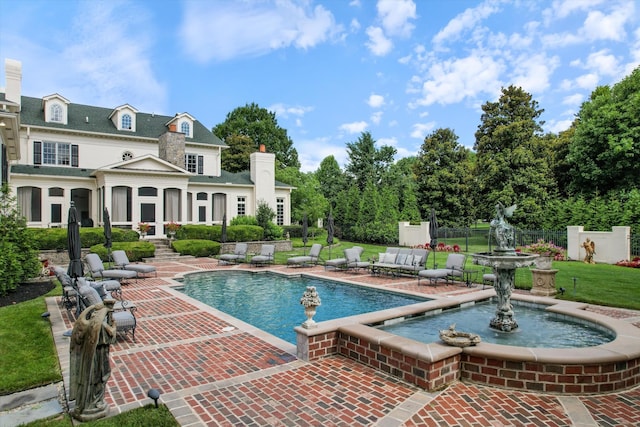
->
[{"left": 438, "top": 227, "right": 639, "bottom": 257}]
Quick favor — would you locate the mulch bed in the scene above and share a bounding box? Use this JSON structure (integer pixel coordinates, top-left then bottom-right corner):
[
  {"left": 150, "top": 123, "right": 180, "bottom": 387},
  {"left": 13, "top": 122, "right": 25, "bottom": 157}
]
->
[{"left": 0, "top": 279, "right": 55, "bottom": 308}]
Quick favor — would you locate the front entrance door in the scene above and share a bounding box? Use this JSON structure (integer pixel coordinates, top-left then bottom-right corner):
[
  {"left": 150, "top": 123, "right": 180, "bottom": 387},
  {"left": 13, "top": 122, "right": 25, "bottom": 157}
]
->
[{"left": 141, "top": 203, "right": 156, "bottom": 236}]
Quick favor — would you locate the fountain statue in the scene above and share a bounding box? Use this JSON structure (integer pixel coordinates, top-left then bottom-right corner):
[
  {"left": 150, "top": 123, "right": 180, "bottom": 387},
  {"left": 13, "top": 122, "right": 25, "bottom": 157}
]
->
[{"left": 473, "top": 203, "right": 538, "bottom": 332}]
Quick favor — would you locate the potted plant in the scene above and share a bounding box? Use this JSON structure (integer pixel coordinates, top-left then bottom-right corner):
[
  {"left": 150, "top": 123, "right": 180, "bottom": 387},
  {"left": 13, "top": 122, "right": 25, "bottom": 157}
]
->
[
  {"left": 521, "top": 239, "right": 565, "bottom": 269},
  {"left": 165, "top": 221, "right": 180, "bottom": 238},
  {"left": 138, "top": 222, "right": 151, "bottom": 237}
]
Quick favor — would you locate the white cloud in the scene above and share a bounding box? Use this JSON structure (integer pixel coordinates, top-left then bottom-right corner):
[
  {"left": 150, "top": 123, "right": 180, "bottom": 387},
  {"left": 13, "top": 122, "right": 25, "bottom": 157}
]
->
[
  {"left": 547, "top": 118, "right": 575, "bottom": 134},
  {"left": 543, "top": 2, "right": 634, "bottom": 47},
  {"left": 180, "top": 1, "right": 342, "bottom": 62},
  {"left": 296, "top": 136, "right": 347, "bottom": 172},
  {"left": 575, "top": 73, "right": 600, "bottom": 89},
  {"left": 269, "top": 103, "right": 314, "bottom": 119},
  {"left": 511, "top": 53, "right": 560, "bottom": 94},
  {"left": 562, "top": 93, "right": 584, "bottom": 106},
  {"left": 371, "top": 111, "right": 383, "bottom": 124},
  {"left": 60, "top": 2, "right": 166, "bottom": 112},
  {"left": 339, "top": 121, "right": 368, "bottom": 134},
  {"left": 584, "top": 50, "right": 621, "bottom": 76},
  {"left": 378, "top": 136, "right": 398, "bottom": 147},
  {"left": 350, "top": 18, "right": 361, "bottom": 32},
  {"left": 412, "top": 54, "right": 504, "bottom": 107},
  {"left": 410, "top": 122, "right": 435, "bottom": 139},
  {"left": 376, "top": 0, "right": 417, "bottom": 37},
  {"left": 432, "top": 0, "right": 503, "bottom": 47},
  {"left": 365, "top": 26, "right": 393, "bottom": 56},
  {"left": 542, "top": 0, "right": 605, "bottom": 23},
  {"left": 367, "top": 93, "right": 385, "bottom": 108}
]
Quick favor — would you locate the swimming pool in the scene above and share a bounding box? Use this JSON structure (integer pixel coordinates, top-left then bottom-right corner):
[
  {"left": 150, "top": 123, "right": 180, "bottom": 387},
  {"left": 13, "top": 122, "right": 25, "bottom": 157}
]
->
[
  {"left": 377, "top": 299, "right": 614, "bottom": 348},
  {"left": 178, "top": 271, "right": 428, "bottom": 344}
]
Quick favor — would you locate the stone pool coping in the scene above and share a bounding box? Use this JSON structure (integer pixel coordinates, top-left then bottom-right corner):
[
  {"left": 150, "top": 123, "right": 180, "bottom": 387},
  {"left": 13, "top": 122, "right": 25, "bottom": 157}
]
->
[{"left": 295, "top": 289, "right": 640, "bottom": 393}]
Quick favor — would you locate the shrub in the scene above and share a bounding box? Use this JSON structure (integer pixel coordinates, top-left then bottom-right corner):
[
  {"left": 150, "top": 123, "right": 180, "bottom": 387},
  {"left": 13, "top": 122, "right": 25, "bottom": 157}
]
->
[
  {"left": 0, "top": 185, "right": 41, "bottom": 295},
  {"left": 89, "top": 241, "right": 155, "bottom": 262},
  {"left": 171, "top": 239, "right": 220, "bottom": 257},
  {"left": 176, "top": 224, "right": 220, "bottom": 241},
  {"left": 29, "top": 227, "right": 139, "bottom": 250},
  {"left": 231, "top": 215, "right": 259, "bottom": 226}
]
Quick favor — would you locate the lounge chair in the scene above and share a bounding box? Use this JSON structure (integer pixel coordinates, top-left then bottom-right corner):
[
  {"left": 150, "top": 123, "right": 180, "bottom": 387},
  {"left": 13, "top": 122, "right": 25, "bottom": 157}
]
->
[
  {"left": 418, "top": 253, "right": 467, "bottom": 285},
  {"left": 53, "top": 266, "right": 122, "bottom": 311},
  {"left": 76, "top": 283, "right": 137, "bottom": 342},
  {"left": 112, "top": 250, "right": 157, "bottom": 278},
  {"left": 287, "top": 244, "right": 323, "bottom": 267},
  {"left": 250, "top": 244, "right": 275, "bottom": 266},
  {"left": 324, "top": 246, "right": 364, "bottom": 271},
  {"left": 218, "top": 243, "right": 248, "bottom": 264},
  {"left": 85, "top": 253, "right": 137, "bottom": 283},
  {"left": 345, "top": 247, "right": 370, "bottom": 273}
]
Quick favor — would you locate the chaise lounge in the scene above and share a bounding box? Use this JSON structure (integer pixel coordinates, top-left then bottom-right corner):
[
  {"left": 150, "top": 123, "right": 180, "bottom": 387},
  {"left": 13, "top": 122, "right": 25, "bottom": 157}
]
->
[
  {"left": 218, "top": 242, "right": 248, "bottom": 265},
  {"left": 85, "top": 253, "right": 138, "bottom": 283},
  {"left": 287, "top": 244, "right": 323, "bottom": 267},
  {"left": 112, "top": 250, "right": 157, "bottom": 278},
  {"left": 250, "top": 244, "right": 275, "bottom": 267},
  {"left": 324, "top": 246, "right": 364, "bottom": 271},
  {"left": 418, "top": 253, "right": 467, "bottom": 285}
]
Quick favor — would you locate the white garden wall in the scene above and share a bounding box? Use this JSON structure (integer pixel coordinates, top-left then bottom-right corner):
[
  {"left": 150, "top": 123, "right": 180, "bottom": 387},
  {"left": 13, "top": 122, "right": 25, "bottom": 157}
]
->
[{"left": 567, "top": 226, "right": 631, "bottom": 264}]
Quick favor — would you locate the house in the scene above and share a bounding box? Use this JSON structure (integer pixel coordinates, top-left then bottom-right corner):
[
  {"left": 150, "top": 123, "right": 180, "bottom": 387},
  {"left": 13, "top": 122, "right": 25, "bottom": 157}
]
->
[{"left": 0, "top": 59, "right": 293, "bottom": 236}]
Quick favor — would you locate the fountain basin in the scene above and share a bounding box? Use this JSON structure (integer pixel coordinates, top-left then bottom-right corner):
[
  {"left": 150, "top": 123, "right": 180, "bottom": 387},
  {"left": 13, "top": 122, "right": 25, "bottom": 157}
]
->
[{"left": 472, "top": 251, "right": 538, "bottom": 269}]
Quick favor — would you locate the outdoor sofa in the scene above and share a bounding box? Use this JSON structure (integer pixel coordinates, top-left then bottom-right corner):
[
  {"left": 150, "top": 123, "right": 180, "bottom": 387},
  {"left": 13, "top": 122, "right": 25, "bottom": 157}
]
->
[{"left": 371, "top": 247, "right": 430, "bottom": 277}]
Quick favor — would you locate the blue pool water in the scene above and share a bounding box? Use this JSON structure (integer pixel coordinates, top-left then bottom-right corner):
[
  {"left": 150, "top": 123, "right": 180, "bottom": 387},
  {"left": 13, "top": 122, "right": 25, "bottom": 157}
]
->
[
  {"left": 178, "top": 271, "right": 428, "bottom": 344},
  {"left": 378, "top": 300, "right": 614, "bottom": 348}
]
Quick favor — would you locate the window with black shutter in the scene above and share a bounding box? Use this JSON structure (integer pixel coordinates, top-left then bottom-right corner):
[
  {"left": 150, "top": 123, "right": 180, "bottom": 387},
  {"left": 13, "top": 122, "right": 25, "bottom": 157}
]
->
[
  {"left": 34, "top": 141, "right": 42, "bottom": 165},
  {"left": 197, "top": 155, "right": 204, "bottom": 174}
]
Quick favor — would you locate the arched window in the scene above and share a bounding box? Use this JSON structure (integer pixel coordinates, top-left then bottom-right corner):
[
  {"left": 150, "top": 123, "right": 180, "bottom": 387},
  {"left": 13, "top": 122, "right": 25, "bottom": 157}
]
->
[
  {"left": 122, "top": 114, "right": 132, "bottom": 130},
  {"left": 50, "top": 104, "right": 63, "bottom": 122},
  {"left": 181, "top": 121, "right": 190, "bottom": 136}
]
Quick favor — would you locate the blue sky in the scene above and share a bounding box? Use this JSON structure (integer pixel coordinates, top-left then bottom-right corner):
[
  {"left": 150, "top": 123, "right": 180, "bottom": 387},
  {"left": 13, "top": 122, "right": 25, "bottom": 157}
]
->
[{"left": 1, "top": 0, "right": 638, "bottom": 172}]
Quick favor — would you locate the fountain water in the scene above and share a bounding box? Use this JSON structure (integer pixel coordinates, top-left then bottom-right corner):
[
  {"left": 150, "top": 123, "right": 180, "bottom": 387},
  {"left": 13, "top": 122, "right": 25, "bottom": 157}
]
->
[{"left": 472, "top": 203, "right": 537, "bottom": 332}]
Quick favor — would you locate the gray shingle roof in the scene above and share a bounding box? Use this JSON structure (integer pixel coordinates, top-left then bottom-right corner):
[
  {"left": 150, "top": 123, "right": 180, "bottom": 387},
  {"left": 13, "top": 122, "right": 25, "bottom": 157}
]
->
[
  {"left": 18, "top": 95, "right": 226, "bottom": 147},
  {"left": 11, "top": 164, "right": 95, "bottom": 177}
]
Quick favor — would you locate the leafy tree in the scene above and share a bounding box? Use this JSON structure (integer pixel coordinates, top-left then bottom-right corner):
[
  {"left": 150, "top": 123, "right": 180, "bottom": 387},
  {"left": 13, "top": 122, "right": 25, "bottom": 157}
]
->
[
  {"left": 344, "top": 131, "right": 396, "bottom": 191},
  {"left": 213, "top": 103, "right": 300, "bottom": 171},
  {"left": 474, "top": 86, "right": 555, "bottom": 227},
  {"left": 315, "top": 155, "right": 346, "bottom": 210},
  {"left": 277, "top": 167, "right": 328, "bottom": 225},
  {"left": 567, "top": 68, "right": 640, "bottom": 195},
  {"left": 0, "top": 184, "right": 41, "bottom": 295},
  {"left": 414, "top": 128, "right": 474, "bottom": 226},
  {"left": 219, "top": 133, "right": 255, "bottom": 173}
]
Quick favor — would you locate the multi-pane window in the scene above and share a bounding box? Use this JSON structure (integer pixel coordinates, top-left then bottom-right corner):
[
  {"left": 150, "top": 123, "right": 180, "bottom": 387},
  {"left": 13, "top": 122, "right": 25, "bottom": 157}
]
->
[
  {"left": 185, "top": 153, "right": 203, "bottom": 174},
  {"left": 237, "top": 196, "right": 246, "bottom": 216},
  {"left": 34, "top": 141, "right": 78, "bottom": 166},
  {"left": 122, "top": 114, "right": 132, "bottom": 130},
  {"left": 50, "top": 104, "right": 63, "bottom": 122},
  {"left": 276, "top": 198, "right": 284, "bottom": 225},
  {"left": 181, "top": 122, "right": 190, "bottom": 136}
]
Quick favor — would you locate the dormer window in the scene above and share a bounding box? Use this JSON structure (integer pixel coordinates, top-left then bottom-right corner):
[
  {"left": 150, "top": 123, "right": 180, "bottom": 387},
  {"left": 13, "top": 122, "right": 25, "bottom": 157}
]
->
[
  {"left": 122, "top": 114, "right": 132, "bottom": 130},
  {"left": 50, "top": 104, "right": 63, "bottom": 122},
  {"left": 109, "top": 104, "right": 138, "bottom": 131},
  {"left": 42, "top": 94, "right": 70, "bottom": 124},
  {"left": 181, "top": 121, "right": 190, "bottom": 136}
]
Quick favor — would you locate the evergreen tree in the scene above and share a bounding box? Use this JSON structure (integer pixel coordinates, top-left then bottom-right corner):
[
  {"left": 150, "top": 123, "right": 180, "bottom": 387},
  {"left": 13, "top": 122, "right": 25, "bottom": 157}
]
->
[
  {"left": 344, "top": 131, "right": 396, "bottom": 191},
  {"left": 315, "top": 155, "right": 345, "bottom": 211},
  {"left": 474, "top": 86, "right": 555, "bottom": 227},
  {"left": 414, "top": 128, "right": 474, "bottom": 226}
]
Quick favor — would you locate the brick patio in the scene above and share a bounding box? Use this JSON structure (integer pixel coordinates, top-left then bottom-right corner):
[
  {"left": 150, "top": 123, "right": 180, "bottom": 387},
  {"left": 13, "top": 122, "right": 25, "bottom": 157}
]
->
[{"left": 47, "top": 258, "right": 640, "bottom": 426}]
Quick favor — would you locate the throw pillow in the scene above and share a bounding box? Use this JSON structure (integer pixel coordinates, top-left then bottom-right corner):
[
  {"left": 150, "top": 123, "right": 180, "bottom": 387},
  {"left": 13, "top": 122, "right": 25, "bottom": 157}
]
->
[
  {"left": 378, "top": 253, "right": 386, "bottom": 263},
  {"left": 404, "top": 255, "right": 414, "bottom": 266},
  {"left": 396, "top": 254, "right": 407, "bottom": 265}
]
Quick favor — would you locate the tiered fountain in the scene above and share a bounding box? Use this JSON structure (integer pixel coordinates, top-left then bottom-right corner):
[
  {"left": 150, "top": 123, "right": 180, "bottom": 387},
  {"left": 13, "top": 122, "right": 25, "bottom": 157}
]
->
[{"left": 472, "top": 203, "right": 538, "bottom": 332}]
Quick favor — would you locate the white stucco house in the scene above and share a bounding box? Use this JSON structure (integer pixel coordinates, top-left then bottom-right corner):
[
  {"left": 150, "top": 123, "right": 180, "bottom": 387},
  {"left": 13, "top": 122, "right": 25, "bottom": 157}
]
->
[{"left": 0, "top": 59, "right": 293, "bottom": 237}]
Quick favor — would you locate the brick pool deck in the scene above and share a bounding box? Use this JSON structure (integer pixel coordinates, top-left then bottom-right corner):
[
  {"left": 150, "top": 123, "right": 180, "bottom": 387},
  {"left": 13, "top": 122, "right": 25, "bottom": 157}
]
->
[{"left": 47, "top": 258, "right": 640, "bottom": 426}]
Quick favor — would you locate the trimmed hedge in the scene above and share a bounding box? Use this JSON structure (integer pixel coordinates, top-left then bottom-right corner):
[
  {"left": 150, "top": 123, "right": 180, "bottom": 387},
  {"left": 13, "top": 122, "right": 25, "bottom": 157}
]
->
[
  {"left": 89, "top": 241, "right": 155, "bottom": 262},
  {"left": 176, "top": 224, "right": 263, "bottom": 242},
  {"left": 171, "top": 239, "right": 220, "bottom": 257},
  {"left": 29, "top": 227, "right": 139, "bottom": 251}
]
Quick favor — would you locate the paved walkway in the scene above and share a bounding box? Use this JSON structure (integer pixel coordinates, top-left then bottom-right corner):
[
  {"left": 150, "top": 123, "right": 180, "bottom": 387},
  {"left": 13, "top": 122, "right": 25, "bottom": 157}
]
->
[{"left": 38, "top": 259, "right": 640, "bottom": 425}]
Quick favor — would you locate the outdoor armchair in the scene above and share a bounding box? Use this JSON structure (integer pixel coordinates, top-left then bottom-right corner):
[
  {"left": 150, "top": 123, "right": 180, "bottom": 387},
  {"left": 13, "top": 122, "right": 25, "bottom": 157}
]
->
[{"left": 77, "top": 284, "right": 137, "bottom": 342}]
